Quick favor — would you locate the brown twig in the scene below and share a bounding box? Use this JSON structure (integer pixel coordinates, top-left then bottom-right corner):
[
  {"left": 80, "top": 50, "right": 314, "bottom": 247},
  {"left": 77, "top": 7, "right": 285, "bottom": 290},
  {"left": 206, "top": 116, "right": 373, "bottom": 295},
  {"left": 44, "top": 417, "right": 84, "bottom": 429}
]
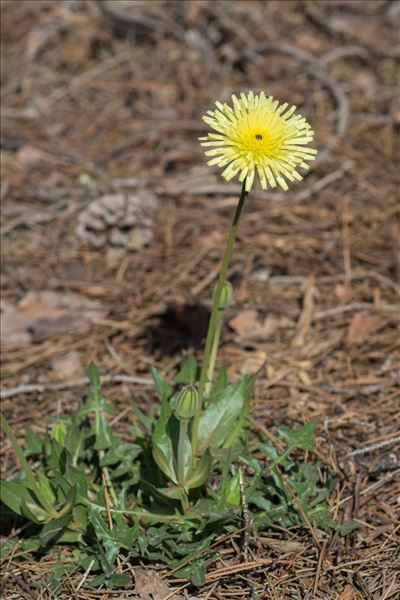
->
[
  {"left": 342, "top": 194, "right": 352, "bottom": 295},
  {"left": 0, "top": 373, "right": 153, "bottom": 400},
  {"left": 292, "top": 275, "right": 315, "bottom": 347},
  {"left": 313, "top": 302, "right": 398, "bottom": 320},
  {"left": 345, "top": 436, "right": 400, "bottom": 458},
  {"left": 238, "top": 467, "right": 251, "bottom": 561},
  {"left": 318, "top": 45, "right": 369, "bottom": 66},
  {"left": 313, "top": 538, "right": 328, "bottom": 597},
  {"left": 7, "top": 572, "right": 38, "bottom": 600},
  {"left": 103, "top": 476, "right": 114, "bottom": 530},
  {"left": 76, "top": 558, "right": 95, "bottom": 592}
]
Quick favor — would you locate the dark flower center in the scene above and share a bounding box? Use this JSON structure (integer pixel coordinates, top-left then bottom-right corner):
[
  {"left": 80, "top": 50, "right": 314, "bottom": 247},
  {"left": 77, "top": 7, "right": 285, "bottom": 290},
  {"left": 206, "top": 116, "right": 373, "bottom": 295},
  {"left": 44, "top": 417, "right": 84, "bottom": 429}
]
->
[{"left": 255, "top": 134, "right": 263, "bottom": 140}]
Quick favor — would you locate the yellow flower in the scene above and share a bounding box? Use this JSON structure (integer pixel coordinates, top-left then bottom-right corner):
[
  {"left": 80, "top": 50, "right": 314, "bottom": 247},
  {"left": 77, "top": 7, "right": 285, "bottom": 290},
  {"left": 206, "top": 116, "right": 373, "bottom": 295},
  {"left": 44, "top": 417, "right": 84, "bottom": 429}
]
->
[{"left": 199, "top": 91, "right": 317, "bottom": 192}]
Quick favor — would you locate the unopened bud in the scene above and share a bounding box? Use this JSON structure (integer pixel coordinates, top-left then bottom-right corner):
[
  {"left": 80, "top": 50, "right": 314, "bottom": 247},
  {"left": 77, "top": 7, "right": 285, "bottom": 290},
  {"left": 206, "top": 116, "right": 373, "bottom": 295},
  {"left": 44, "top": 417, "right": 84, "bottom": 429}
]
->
[
  {"left": 174, "top": 385, "right": 199, "bottom": 420},
  {"left": 213, "top": 280, "right": 233, "bottom": 310}
]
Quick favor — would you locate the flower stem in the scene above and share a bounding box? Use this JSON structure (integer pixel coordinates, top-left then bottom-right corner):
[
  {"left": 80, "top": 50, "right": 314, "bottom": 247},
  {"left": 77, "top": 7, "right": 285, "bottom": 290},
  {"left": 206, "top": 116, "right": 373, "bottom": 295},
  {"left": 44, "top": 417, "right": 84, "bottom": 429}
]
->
[
  {"left": 177, "top": 420, "right": 190, "bottom": 513},
  {"left": 177, "top": 420, "right": 188, "bottom": 485},
  {"left": 192, "top": 180, "right": 248, "bottom": 454},
  {"left": 205, "top": 309, "right": 224, "bottom": 395}
]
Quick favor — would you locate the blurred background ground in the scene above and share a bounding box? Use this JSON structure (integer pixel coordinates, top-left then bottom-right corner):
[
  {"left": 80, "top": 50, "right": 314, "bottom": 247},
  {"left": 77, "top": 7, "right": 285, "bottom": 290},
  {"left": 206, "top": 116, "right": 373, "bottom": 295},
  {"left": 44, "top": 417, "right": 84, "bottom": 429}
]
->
[{"left": 1, "top": 1, "right": 399, "bottom": 598}]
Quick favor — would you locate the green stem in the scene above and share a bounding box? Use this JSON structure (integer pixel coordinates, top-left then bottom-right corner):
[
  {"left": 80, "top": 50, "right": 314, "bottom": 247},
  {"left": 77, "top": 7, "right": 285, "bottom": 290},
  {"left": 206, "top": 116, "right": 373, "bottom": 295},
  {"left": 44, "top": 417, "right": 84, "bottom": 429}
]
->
[
  {"left": 0, "top": 413, "right": 58, "bottom": 518},
  {"left": 90, "top": 369, "right": 118, "bottom": 507},
  {"left": 87, "top": 502, "right": 183, "bottom": 523},
  {"left": 192, "top": 180, "right": 248, "bottom": 454},
  {"left": 177, "top": 420, "right": 188, "bottom": 485},
  {"left": 180, "top": 491, "right": 190, "bottom": 514},
  {"left": 205, "top": 309, "right": 224, "bottom": 395}
]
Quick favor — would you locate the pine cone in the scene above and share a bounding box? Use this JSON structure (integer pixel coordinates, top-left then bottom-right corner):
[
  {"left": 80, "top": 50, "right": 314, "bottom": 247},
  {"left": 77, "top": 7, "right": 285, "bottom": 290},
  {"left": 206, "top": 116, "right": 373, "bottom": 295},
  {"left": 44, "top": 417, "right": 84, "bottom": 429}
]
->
[{"left": 77, "top": 192, "right": 159, "bottom": 250}]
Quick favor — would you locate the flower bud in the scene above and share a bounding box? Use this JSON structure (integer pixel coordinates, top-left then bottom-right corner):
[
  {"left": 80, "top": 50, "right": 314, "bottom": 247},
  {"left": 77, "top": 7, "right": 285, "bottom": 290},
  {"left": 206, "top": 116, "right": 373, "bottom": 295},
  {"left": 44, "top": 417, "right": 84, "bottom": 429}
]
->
[
  {"left": 213, "top": 280, "right": 233, "bottom": 310},
  {"left": 174, "top": 385, "right": 199, "bottom": 421}
]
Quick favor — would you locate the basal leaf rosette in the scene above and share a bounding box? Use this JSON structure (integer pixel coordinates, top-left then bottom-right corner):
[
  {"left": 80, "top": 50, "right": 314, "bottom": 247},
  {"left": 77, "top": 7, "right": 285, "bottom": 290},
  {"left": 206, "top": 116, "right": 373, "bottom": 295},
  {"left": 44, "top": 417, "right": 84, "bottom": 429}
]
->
[{"left": 200, "top": 91, "right": 317, "bottom": 192}]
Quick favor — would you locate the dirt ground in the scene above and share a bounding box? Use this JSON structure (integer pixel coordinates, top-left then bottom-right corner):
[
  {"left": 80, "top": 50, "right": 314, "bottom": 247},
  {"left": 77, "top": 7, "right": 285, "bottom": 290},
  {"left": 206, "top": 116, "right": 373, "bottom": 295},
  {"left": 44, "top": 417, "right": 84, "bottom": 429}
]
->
[{"left": 1, "top": 1, "right": 399, "bottom": 598}]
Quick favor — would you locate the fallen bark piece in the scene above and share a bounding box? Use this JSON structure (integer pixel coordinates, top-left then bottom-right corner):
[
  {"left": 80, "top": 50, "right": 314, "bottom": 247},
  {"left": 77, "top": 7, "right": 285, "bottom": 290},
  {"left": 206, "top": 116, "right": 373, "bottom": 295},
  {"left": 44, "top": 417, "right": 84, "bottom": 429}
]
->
[
  {"left": 346, "top": 310, "right": 388, "bottom": 345},
  {"left": 1, "top": 290, "right": 105, "bottom": 347},
  {"left": 229, "top": 309, "right": 277, "bottom": 341},
  {"left": 134, "top": 567, "right": 184, "bottom": 600}
]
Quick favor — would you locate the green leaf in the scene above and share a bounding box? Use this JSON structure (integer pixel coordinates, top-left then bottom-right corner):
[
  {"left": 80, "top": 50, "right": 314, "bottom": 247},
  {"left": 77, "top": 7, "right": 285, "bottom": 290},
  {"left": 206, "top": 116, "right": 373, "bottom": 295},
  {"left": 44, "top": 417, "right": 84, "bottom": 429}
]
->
[
  {"left": 151, "top": 365, "right": 173, "bottom": 399},
  {"left": 25, "top": 428, "right": 43, "bottom": 456},
  {"left": 268, "top": 465, "right": 292, "bottom": 505},
  {"left": 21, "top": 498, "right": 50, "bottom": 524},
  {"left": 179, "top": 426, "right": 193, "bottom": 484},
  {"left": 86, "top": 362, "right": 101, "bottom": 388},
  {"left": 224, "top": 472, "right": 241, "bottom": 506},
  {"left": 131, "top": 401, "right": 154, "bottom": 431},
  {"left": 306, "top": 503, "right": 332, "bottom": 528},
  {"left": 20, "top": 537, "right": 42, "bottom": 553},
  {"left": 93, "top": 418, "right": 113, "bottom": 451},
  {"left": 84, "top": 363, "right": 114, "bottom": 419},
  {"left": 249, "top": 491, "right": 275, "bottom": 512},
  {"left": 287, "top": 463, "right": 318, "bottom": 507},
  {"left": 210, "top": 365, "right": 228, "bottom": 398},
  {"left": 251, "top": 500, "right": 287, "bottom": 526},
  {"left": 337, "top": 519, "right": 362, "bottom": 536},
  {"left": 88, "top": 504, "right": 120, "bottom": 573},
  {"left": 37, "top": 471, "right": 57, "bottom": 507},
  {"left": 198, "top": 375, "right": 255, "bottom": 452},
  {"left": 100, "top": 442, "right": 141, "bottom": 468},
  {"left": 89, "top": 572, "right": 131, "bottom": 589},
  {"left": 45, "top": 437, "right": 64, "bottom": 474},
  {"left": 152, "top": 395, "right": 177, "bottom": 483},
  {"left": 239, "top": 455, "right": 264, "bottom": 477},
  {"left": 0, "top": 539, "right": 18, "bottom": 560},
  {"left": 174, "top": 557, "right": 206, "bottom": 586},
  {"left": 166, "top": 533, "right": 215, "bottom": 559},
  {"left": 58, "top": 530, "right": 84, "bottom": 543},
  {"left": 0, "top": 413, "right": 57, "bottom": 518},
  {"left": 47, "top": 562, "right": 76, "bottom": 592},
  {"left": 149, "top": 484, "right": 187, "bottom": 503},
  {"left": 52, "top": 422, "right": 67, "bottom": 446},
  {"left": 105, "top": 573, "right": 132, "bottom": 588},
  {"left": 57, "top": 485, "right": 77, "bottom": 518},
  {"left": 40, "top": 514, "right": 72, "bottom": 546},
  {"left": 223, "top": 374, "right": 256, "bottom": 448},
  {"left": 70, "top": 548, "right": 100, "bottom": 573},
  {"left": 175, "top": 355, "right": 198, "bottom": 385},
  {"left": 113, "top": 514, "right": 139, "bottom": 549},
  {"left": 184, "top": 451, "right": 212, "bottom": 490},
  {"left": 87, "top": 573, "right": 108, "bottom": 588},
  {"left": 82, "top": 363, "right": 114, "bottom": 453},
  {"left": 188, "top": 496, "right": 237, "bottom": 522},
  {"left": 72, "top": 504, "right": 88, "bottom": 531},
  {"left": 0, "top": 480, "right": 34, "bottom": 517},
  {"left": 277, "top": 420, "right": 318, "bottom": 451},
  {"left": 257, "top": 442, "right": 280, "bottom": 462},
  {"left": 64, "top": 421, "right": 85, "bottom": 466},
  {"left": 65, "top": 464, "right": 89, "bottom": 499}
]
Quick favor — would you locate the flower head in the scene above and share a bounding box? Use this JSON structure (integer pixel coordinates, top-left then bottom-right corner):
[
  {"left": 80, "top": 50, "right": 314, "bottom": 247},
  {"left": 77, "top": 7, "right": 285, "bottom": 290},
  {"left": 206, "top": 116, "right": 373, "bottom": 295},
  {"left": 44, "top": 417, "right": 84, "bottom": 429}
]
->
[
  {"left": 200, "top": 91, "right": 317, "bottom": 192},
  {"left": 174, "top": 386, "right": 199, "bottom": 421},
  {"left": 213, "top": 280, "right": 233, "bottom": 310}
]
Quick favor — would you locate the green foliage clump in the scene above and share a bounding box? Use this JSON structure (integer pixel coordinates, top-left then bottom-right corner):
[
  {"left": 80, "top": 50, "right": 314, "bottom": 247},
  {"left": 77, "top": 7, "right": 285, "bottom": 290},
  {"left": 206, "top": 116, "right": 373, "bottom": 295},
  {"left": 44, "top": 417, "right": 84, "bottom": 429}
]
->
[{"left": 0, "top": 361, "right": 357, "bottom": 589}]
